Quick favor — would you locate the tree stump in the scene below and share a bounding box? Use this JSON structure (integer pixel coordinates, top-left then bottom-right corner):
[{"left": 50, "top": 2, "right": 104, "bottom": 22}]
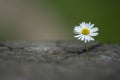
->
[{"left": 0, "top": 41, "right": 120, "bottom": 80}]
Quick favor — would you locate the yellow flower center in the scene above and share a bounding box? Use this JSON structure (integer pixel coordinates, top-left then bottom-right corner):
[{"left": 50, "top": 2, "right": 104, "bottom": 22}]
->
[{"left": 81, "top": 28, "right": 90, "bottom": 35}]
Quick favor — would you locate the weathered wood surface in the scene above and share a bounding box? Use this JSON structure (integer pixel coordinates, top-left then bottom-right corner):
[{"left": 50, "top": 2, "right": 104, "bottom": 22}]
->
[{"left": 0, "top": 41, "right": 120, "bottom": 80}]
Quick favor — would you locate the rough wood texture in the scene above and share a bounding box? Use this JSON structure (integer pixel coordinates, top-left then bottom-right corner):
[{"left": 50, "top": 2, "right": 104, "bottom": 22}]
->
[{"left": 0, "top": 41, "right": 120, "bottom": 80}]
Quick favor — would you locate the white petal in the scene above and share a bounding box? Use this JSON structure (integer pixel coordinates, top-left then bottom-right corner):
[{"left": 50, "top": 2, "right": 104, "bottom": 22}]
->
[
  {"left": 74, "top": 27, "right": 81, "bottom": 33},
  {"left": 74, "top": 35, "right": 79, "bottom": 38},
  {"left": 89, "top": 24, "right": 95, "bottom": 29},
  {"left": 86, "top": 23, "right": 90, "bottom": 28},
  {"left": 90, "top": 36, "right": 94, "bottom": 41},
  {"left": 88, "top": 36, "right": 94, "bottom": 41},
  {"left": 80, "top": 22, "right": 86, "bottom": 28},
  {"left": 84, "top": 39, "right": 87, "bottom": 43},
  {"left": 81, "top": 22, "right": 85, "bottom": 26},
  {"left": 84, "top": 36, "right": 88, "bottom": 43},
  {"left": 87, "top": 39, "right": 91, "bottom": 42},
  {"left": 81, "top": 36, "right": 85, "bottom": 41},
  {"left": 88, "top": 22, "right": 91, "bottom": 25},
  {"left": 78, "top": 36, "right": 82, "bottom": 40},
  {"left": 90, "top": 33, "right": 98, "bottom": 36},
  {"left": 91, "top": 27, "right": 99, "bottom": 33},
  {"left": 74, "top": 34, "right": 83, "bottom": 40},
  {"left": 74, "top": 35, "right": 81, "bottom": 38},
  {"left": 85, "top": 36, "right": 91, "bottom": 42}
]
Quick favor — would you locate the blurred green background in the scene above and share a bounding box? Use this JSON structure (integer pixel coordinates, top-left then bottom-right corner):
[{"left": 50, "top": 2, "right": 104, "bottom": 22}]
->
[{"left": 0, "top": 0, "right": 120, "bottom": 44}]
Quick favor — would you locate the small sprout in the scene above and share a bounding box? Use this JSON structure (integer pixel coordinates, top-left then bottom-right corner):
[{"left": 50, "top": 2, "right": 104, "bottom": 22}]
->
[{"left": 73, "top": 22, "right": 99, "bottom": 51}]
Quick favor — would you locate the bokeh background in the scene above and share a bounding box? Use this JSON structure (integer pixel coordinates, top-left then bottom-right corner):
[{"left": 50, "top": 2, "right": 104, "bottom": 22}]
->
[{"left": 0, "top": 0, "right": 120, "bottom": 44}]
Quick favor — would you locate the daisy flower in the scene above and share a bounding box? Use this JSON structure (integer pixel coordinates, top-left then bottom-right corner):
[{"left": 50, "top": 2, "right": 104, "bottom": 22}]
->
[{"left": 73, "top": 22, "right": 99, "bottom": 43}]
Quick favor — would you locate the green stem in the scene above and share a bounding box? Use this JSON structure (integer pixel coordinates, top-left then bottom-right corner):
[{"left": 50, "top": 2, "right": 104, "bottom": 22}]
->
[{"left": 84, "top": 43, "right": 88, "bottom": 51}]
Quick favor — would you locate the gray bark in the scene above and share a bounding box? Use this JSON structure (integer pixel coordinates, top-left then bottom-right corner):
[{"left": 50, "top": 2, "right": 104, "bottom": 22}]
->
[{"left": 0, "top": 41, "right": 120, "bottom": 80}]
